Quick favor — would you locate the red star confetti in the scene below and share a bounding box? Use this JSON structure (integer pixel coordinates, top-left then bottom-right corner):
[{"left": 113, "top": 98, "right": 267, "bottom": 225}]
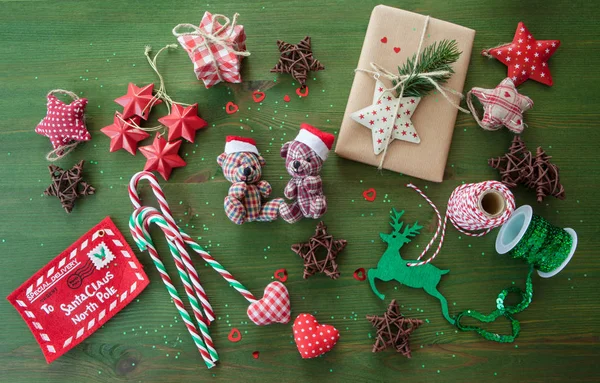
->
[
  {"left": 139, "top": 134, "right": 186, "bottom": 180},
  {"left": 158, "top": 103, "right": 207, "bottom": 143},
  {"left": 115, "top": 83, "right": 162, "bottom": 120},
  {"left": 350, "top": 79, "right": 421, "bottom": 155},
  {"left": 467, "top": 77, "right": 533, "bottom": 134},
  {"left": 35, "top": 92, "right": 90, "bottom": 151},
  {"left": 100, "top": 112, "right": 149, "bottom": 155},
  {"left": 483, "top": 22, "right": 560, "bottom": 86}
]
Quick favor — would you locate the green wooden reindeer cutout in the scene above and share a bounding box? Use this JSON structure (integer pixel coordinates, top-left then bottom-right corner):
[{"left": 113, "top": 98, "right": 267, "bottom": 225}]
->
[{"left": 368, "top": 209, "right": 455, "bottom": 325}]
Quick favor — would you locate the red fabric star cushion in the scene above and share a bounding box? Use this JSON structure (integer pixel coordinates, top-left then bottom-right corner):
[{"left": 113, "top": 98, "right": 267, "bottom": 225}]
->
[
  {"left": 158, "top": 103, "right": 208, "bottom": 143},
  {"left": 100, "top": 112, "right": 149, "bottom": 155},
  {"left": 139, "top": 134, "right": 186, "bottom": 180},
  {"left": 35, "top": 94, "right": 90, "bottom": 150},
  {"left": 484, "top": 22, "right": 560, "bottom": 86},
  {"left": 114, "top": 83, "right": 162, "bottom": 120}
]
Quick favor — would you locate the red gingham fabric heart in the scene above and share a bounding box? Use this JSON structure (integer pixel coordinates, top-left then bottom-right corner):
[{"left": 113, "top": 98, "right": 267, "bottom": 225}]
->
[
  {"left": 247, "top": 282, "right": 290, "bottom": 325},
  {"left": 293, "top": 313, "right": 339, "bottom": 359}
]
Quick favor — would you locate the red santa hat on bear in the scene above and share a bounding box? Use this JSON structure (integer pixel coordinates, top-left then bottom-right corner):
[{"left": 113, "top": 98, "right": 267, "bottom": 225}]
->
[
  {"left": 295, "top": 123, "right": 335, "bottom": 160},
  {"left": 224, "top": 136, "right": 259, "bottom": 155}
]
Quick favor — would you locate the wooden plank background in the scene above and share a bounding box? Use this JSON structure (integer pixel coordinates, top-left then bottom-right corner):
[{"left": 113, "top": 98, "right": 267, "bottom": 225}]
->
[{"left": 1, "top": 0, "right": 598, "bottom": 382}]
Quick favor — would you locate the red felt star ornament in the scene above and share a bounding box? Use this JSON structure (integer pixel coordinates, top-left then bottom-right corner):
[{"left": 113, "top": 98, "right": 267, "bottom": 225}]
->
[
  {"left": 100, "top": 112, "right": 149, "bottom": 155},
  {"left": 139, "top": 134, "right": 186, "bottom": 180},
  {"left": 158, "top": 103, "right": 207, "bottom": 143},
  {"left": 483, "top": 22, "right": 560, "bottom": 86},
  {"left": 35, "top": 94, "right": 90, "bottom": 150},
  {"left": 115, "top": 83, "right": 162, "bottom": 120}
]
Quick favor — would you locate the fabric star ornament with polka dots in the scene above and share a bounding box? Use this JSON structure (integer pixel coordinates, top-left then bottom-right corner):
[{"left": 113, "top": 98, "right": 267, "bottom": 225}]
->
[
  {"left": 35, "top": 93, "right": 90, "bottom": 151},
  {"left": 114, "top": 83, "right": 162, "bottom": 120},
  {"left": 483, "top": 22, "right": 560, "bottom": 86},
  {"left": 139, "top": 134, "right": 186, "bottom": 181},
  {"left": 467, "top": 77, "right": 534, "bottom": 134},
  {"left": 350, "top": 80, "right": 421, "bottom": 155},
  {"left": 292, "top": 313, "right": 339, "bottom": 359},
  {"left": 158, "top": 103, "right": 208, "bottom": 143},
  {"left": 100, "top": 112, "right": 149, "bottom": 155}
]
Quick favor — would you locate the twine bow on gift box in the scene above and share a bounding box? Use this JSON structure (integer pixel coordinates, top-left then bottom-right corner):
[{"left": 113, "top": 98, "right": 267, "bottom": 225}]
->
[
  {"left": 173, "top": 13, "right": 250, "bottom": 83},
  {"left": 354, "top": 16, "right": 469, "bottom": 169}
]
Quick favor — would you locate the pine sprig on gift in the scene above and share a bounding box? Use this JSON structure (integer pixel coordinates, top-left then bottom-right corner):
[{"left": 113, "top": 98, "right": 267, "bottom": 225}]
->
[{"left": 394, "top": 40, "right": 461, "bottom": 98}]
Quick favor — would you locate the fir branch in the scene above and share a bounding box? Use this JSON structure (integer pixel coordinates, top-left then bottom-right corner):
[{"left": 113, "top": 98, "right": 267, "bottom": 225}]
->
[{"left": 394, "top": 40, "right": 461, "bottom": 98}]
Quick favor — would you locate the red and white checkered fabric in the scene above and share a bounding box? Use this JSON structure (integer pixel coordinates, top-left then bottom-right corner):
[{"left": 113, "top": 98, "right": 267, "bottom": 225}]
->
[
  {"left": 247, "top": 282, "right": 291, "bottom": 326},
  {"left": 176, "top": 11, "right": 247, "bottom": 88},
  {"left": 468, "top": 78, "right": 533, "bottom": 134}
]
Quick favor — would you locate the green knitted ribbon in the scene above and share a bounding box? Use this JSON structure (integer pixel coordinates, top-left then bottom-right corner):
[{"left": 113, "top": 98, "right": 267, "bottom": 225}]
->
[{"left": 455, "top": 214, "right": 572, "bottom": 343}]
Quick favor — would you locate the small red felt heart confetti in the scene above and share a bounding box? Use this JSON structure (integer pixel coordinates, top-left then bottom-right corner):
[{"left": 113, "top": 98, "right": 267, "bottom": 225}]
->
[
  {"left": 225, "top": 101, "right": 239, "bottom": 114},
  {"left": 252, "top": 91, "right": 266, "bottom": 103},
  {"left": 293, "top": 314, "right": 339, "bottom": 359},
  {"left": 283, "top": 95, "right": 291, "bottom": 102},
  {"left": 228, "top": 328, "right": 242, "bottom": 342},
  {"left": 353, "top": 268, "right": 366, "bottom": 281},
  {"left": 274, "top": 268, "right": 288, "bottom": 283},
  {"left": 380, "top": 37, "right": 388, "bottom": 43},
  {"left": 296, "top": 86, "right": 309, "bottom": 97},
  {"left": 362, "top": 188, "right": 377, "bottom": 202},
  {"left": 504, "top": 91, "right": 511, "bottom": 98},
  {"left": 252, "top": 351, "right": 260, "bottom": 359},
  {"left": 393, "top": 47, "right": 401, "bottom": 53}
]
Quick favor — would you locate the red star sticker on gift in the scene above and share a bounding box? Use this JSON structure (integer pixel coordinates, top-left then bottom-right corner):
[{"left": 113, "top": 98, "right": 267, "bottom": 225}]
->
[
  {"left": 139, "top": 134, "right": 186, "bottom": 180},
  {"left": 100, "top": 112, "right": 149, "bottom": 155},
  {"left": 115, "top": 83, "right": 162, "bottom": 120},
  {"left": 35, "top": 93, "right": 90, "bottom": 151},
  {"left": 484, "top": 22, "right": 560, "bottom": 86},
  {"left": 158, "top": 103, "right": 207, "bottom": 143}
]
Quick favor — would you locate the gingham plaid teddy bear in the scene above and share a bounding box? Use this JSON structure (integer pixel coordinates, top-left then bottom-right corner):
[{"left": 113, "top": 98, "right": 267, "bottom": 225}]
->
[
  {"left": 279, "top": 124, "right": 335, "bottom": 224},
  {"left": 217, "top": 136, "right": 283, "bottom": 224}
]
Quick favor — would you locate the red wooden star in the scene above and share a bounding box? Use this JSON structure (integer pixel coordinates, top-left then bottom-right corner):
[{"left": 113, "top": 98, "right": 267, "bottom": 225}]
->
[
  {"left": 100, "top": 112, "right": 149, "bottom": 155},
  {"left": 484, "top": 22, "right": 560, "bottom": 86},
  {"left": 114, "top": 83, "right": 162, "bottom": 120},
  {"left": 35, "top": 94, "right": 90, "bottom": 150},
  {"left": 158, "top": 103, "right": 207, "bottom": 143},
  {"left": 139, "top": 134, "right": 186, "bottom": 180}
]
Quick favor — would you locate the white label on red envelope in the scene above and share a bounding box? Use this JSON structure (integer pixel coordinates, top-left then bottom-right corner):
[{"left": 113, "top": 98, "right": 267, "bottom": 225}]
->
[{"left": 7, "top": 217, "right": 149, "bottom": 363}]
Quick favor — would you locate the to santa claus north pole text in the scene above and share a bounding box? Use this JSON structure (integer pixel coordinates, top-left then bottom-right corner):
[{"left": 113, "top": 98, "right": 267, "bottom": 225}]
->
[{"left": 61, "top": 270, "right": 116, "bottom": 324}]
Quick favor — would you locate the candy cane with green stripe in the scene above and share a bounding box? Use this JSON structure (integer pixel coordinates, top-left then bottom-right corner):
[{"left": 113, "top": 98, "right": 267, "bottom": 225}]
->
[{"left": 129, "top": 207, "right": 217, "bottom": 368}]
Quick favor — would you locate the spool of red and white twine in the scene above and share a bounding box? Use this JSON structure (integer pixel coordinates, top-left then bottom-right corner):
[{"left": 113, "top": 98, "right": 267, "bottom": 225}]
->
[
  {"left": 128, "top": 171, "right": 258, "bottom": 368},
  {"left": 406, "top": 181, "right": 515, "bottom": 267}
]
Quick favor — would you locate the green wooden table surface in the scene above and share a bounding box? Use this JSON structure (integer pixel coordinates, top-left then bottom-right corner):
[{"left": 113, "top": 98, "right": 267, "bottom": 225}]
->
[{"left": 1, "top": 0, "right": 599, "bottom": 382}]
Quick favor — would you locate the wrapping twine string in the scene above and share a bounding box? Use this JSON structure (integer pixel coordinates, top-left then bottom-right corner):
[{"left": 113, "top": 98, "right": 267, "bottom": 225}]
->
[
  {"left": 46, "top": 89, "right": 84, "bottom": 161},
  {"left": 117, "top": 44, "right": 190, "bottom": 133},
  {"left": 355, "top": 16, "right": 469, "bottom": 170},
  {"left": 405, "top": 181, "right": 514, "bottom": 267},
  {"left": 172, "top": 13, "right": 250, "bottom": 82},
  {"left": 128, "top": 171, "right": 257, "bottom": 368}
]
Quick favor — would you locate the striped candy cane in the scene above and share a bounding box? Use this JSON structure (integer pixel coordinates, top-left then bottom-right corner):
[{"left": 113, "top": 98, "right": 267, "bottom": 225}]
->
[
  {"left": 129, "top": 207, "right": 216, "bottom": 368},
  {"left": 406, "top": 181, "right": 514, "bottom": 267},
  {"left": 129, "top": 171, "right": 215, "bottom": 322}
]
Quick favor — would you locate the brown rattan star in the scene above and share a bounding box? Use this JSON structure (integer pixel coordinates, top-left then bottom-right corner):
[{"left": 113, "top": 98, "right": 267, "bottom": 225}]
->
[
  {"left": 367, "top": 299, "right": 423, "bottom": 358},
  {"left": 270, "top": 36, "right": 325, "bottom": 89},
  {"left": 291, "top": 221, "right": 346, "bottom": 279},
  {"left": 44, "top": 160, "right": 95, "bottom": 213},
  {"left": 489, "top": 135, "right": 565, "bottom": 202}
]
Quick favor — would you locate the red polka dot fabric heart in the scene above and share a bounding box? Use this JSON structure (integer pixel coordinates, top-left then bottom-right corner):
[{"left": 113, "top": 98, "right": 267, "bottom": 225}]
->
[
  {"left": 35, "top": 94, "right": 90, "bottom": 150},
  {"left": 247, "top": 281, "right": 291, "bottom": 326},
  {"left": 293, "top": 313, "right": 339, "bottom": 359}
]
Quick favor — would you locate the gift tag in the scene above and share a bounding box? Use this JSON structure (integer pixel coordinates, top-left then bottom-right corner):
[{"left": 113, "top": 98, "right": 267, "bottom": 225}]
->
[{"left": 7, "top": 217, "right": 149, "bottom": 363}]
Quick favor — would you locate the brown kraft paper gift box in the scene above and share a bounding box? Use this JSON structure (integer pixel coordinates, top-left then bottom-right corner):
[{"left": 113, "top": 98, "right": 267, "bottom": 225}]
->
[{"left": 335, "top": 5, "right": 475, "bottom": 182}]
